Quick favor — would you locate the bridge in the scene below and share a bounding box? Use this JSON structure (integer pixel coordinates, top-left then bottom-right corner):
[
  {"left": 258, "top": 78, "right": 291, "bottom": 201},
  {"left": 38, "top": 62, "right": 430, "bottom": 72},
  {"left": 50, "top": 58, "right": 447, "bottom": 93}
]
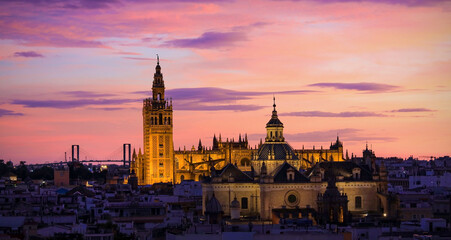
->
[{"left": 27, "top": 144, "right": 133, "bottom": 168}]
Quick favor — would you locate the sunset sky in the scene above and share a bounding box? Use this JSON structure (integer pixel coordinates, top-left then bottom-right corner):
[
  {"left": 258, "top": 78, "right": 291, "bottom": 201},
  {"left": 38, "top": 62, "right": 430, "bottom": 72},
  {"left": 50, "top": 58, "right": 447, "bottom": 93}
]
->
[{"left": 1, "top": 0, "right": 451, "bottom": 164}]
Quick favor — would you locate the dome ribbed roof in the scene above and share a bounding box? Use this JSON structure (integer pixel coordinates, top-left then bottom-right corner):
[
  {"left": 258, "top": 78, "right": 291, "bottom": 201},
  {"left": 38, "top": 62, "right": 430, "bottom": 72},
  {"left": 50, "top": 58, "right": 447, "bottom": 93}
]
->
[
  {"left": 257, "top": 143, "right": 298, "bottom": 160},
  {"left": 266, "top": 117, "right": 283, "bottom": 126}
]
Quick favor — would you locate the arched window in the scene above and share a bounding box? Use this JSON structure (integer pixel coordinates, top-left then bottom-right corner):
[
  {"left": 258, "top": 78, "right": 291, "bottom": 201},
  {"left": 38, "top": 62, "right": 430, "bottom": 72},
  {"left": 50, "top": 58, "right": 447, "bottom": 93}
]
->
[
  {"left": 151, "top": 117, "right": 154, "bottom": 125},
  {"left": 159, "top": 113, "right": 163, "bottom": 125},
  {"left": 180, "top": 175, "right": 184, "bottom": 182},
  {"left": 355, "top": 196, "right": 362, "bottom": 209},
  {"left": 168, "top": 117, "right": 171, "bottom": 125},
  {"left": 158, "top": 93, "right": 161, "bottom": 100},
  {"left": 241, "top": 197, "right": 248, "bottom": 209}
]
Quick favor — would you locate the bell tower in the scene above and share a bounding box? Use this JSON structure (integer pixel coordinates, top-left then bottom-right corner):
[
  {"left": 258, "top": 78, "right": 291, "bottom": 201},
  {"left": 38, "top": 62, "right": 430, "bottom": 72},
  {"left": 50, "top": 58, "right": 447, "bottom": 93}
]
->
[
  {"left": 265, "top": 97, "right": 285, "bottom": 142},
  {"left": 141, "top": 55, "right": 174, "bottom": 185}
]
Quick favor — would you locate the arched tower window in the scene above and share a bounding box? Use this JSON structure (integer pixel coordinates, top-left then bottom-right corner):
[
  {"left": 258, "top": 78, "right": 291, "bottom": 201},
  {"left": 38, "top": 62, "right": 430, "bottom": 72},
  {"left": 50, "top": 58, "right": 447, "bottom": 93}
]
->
[
  {"left": 159, "top": 113, "right": 163, "bottom": 125},
  {"left": 158, "top": 93, "right": 161, "bottom": 100},
  {"left": 151, "top": 117, "right": 154, "bottom": 125},
  {"left": 168, "top": 117, "right": 171, "bottom": 125}
]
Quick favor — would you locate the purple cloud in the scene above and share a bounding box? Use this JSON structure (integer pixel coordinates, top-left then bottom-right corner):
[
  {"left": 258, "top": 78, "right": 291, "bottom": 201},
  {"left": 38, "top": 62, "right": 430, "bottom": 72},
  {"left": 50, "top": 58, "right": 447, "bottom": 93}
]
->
[
  {"left": 14, "top": 51, "right": 43, "bottom": 58},
  {"left": 280, "top": 111, "right": 387, "bottom": 117},
  {"left": 135, "top": 87, "right": 315, "bottom": 102},
  {"left": 174, "top": 102, "right": 264, "bottom": 112},
  {"left": 390, "top": 108, "right": 435, "bottom": 113},
  {"left": 123, "top": 57, "right": 156, "bottom": 61},
  {"left": 7, "top": 0, "right": 118, "bottom": 9},
  {"left": 163, "top": 31, "right": 247, "bottom": 49},
  {"left": 285, "top": 128, "right": 397, "bottom": 143},
  {"left": 282, "top": 0, "right": 450, "bottom": 7},
  {"left": 61, "top": 91, "right": 116, "bottom": 98},
  {"left": 249, "top": 128, "right": 396, "bottom": 143},
  {"left": 12, "top": 98, "right": 138, "bottom": 109},
  {"left": 134, "top": 87, "right": 315, "bottom": 111},
  {"left": 0, "top": 108, "right": 24, "bottom": 117},
  {"left": 91, "top": 107, "right": 126, "bottom": 111},
  {"left": 12, "top": 87, "right": 312, "bottom": 112},
  {"left": 309, "top": 82, "right": 400, "bottom": 92}
]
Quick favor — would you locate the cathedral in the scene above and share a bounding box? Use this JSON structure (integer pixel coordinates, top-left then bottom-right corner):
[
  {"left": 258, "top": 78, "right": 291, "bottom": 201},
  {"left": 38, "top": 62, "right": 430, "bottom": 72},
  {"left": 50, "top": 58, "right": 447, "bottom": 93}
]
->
[{"left": 131, "top": 59, "right": 392, "bottom": 221}]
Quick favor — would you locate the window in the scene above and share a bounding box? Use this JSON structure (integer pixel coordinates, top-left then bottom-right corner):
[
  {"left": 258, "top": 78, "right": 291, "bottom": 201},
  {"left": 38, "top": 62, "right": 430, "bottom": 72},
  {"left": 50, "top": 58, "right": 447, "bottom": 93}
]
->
[
  {"left": 159, "top": 113, "right": 163, "bottom": 125},
  {"left": 355, "top": 196, "right": 362, "bottom": 209},
  {"left": 241, "top": 197, "right": 248, "bottom": 209},
  {"left": 180, "top": 175, "right": 184, "bottom": 182}
]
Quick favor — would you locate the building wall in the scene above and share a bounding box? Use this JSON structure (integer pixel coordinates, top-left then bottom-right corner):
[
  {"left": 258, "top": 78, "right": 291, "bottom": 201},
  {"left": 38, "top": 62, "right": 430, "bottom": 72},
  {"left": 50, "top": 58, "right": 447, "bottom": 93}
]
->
[
  {"left": 54, "top": 169, "right": 69, "bottom": 187},
  {"left": 202, "top": 180, "right": 382, "bottom": 220}
]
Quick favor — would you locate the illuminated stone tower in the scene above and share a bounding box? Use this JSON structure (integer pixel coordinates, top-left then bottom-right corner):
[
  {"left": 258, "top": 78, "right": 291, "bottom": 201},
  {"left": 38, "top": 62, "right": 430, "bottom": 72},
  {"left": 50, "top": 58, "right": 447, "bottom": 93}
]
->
[{"left": 141, "top": 55, "right": 174, "bottom": 184}]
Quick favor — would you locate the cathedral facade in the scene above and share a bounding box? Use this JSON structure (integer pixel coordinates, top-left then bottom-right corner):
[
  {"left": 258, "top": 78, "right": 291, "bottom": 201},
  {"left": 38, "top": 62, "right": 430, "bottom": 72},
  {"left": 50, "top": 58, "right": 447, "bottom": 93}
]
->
[
  {"left": 132, "top": 60, "right": 392, "bottom": 221},
  {"left": 132, "top": 59, "right": 347, "bottom": 185},
  {"left": 173, "top": 100, "right": 346, "bottom": 183}
]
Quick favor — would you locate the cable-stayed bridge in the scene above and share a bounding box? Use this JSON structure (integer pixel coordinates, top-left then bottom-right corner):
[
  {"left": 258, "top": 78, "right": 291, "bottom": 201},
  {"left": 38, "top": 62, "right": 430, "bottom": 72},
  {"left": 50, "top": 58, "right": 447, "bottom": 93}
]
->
[{"left": 27, "top": 144, "right": 132, "bottom": 168}]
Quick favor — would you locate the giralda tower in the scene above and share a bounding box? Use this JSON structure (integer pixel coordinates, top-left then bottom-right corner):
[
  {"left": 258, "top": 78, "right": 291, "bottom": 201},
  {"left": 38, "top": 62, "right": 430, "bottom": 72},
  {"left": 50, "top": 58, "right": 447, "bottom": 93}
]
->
[{"left": 140, "top": 56, "right": 174, "bottom": 184}]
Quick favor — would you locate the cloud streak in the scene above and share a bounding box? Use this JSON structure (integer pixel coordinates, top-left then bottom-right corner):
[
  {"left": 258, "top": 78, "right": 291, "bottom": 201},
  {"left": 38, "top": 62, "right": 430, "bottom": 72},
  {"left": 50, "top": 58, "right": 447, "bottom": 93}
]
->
[
  {"left": 14, "top": 51, "right": 44, "bottom": 58},
  {"left": 309, "top": 82, "right": 400, "bottom": 92},
  {"left": 12, "top": 99, "right": 138, "bottom": 109},
  {"left": 163, "top": 31, "right": 247, "bottom": 49},
  {"left": 280, "top": 111, "right": 388, "bottom": 117},
  {"left": 390, "top": 108, "right": 435, "bottom": 113},
  {"left": 0, "top": 109, "right": 24, "bottom": 117},
  {"left": 248, "top": 128, "right": 397, "bottom": 143},
  {"left": 166, "top": 87, "right": 315, "bottom": 102},
  {"left": 61, "top": 91, "right": 116, "bottom": 98},
  {"left": 283, "top": 0, "right": 450, "bottom": 7}
]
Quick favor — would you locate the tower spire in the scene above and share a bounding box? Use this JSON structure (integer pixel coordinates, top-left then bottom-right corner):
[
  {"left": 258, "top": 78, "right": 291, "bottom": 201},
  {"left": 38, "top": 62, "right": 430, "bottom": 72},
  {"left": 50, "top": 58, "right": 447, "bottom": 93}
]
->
[
  {"left": 273, "top": 96, "right": 276, "bottom": 112},
  {"left": 157, "top": 54, "right": 159, "bottom": 65}
]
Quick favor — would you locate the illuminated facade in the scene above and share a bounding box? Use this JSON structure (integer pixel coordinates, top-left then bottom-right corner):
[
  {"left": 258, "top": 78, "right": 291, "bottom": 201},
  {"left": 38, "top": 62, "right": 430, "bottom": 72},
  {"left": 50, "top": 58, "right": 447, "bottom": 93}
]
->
[
  {"left": 132, "top": 59, "right": 346, "bottom": 185},
  {"left": 201, "top": 105, "right": 391, "bottom": 221},
  {"left": 173, "top": 99, "right": 346, "bottom": 183},
  {"left": 131, "top": 56, "right": 174, "bottom": 185}
]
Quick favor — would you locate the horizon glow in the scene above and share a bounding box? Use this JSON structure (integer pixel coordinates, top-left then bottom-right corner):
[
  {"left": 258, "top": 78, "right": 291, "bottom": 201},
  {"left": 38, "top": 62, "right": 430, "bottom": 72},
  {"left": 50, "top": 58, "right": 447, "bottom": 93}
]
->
[{"left": 1, "top": 0, "right": 451, "bottom": 164}]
